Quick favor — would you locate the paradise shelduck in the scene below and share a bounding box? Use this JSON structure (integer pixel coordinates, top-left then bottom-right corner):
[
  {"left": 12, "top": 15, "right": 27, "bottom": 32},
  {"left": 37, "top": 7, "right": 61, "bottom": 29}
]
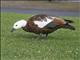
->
[{"left": 11, "top": 14, "right": 75, "bottom": 37}]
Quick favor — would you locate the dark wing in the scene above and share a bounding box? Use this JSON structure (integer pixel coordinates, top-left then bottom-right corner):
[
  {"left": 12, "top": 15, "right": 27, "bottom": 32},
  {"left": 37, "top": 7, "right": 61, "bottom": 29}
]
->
[{"left": 43, "top": 17, "right": 67, "bottom": 30}]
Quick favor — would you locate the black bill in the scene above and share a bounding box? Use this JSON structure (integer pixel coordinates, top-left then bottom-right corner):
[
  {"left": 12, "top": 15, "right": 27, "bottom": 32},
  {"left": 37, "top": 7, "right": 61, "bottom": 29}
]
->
[{"left": 11, "top": 28, "right": 16, "bottom": 32}]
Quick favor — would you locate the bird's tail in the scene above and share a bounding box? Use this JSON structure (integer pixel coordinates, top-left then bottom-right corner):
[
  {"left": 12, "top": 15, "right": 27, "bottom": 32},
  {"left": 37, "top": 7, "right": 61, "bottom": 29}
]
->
[
  {"left": 64, "top": 19, "right": 74, "bottom": 23},
  {"left": 64, "top": 23, "right": 75, "bottom": 30}
]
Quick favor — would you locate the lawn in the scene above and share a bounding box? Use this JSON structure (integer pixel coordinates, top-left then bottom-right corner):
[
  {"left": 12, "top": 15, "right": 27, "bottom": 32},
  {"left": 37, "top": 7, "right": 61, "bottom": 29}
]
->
[{"left": 1, "top": 12, "right": 80, "bottom": 60}]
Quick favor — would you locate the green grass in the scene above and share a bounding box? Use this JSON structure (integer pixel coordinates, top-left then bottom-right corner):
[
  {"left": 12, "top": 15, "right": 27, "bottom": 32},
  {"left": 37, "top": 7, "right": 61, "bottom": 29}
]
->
[{"left": 1, "top": 12, "right": 80, "bottom": 60}]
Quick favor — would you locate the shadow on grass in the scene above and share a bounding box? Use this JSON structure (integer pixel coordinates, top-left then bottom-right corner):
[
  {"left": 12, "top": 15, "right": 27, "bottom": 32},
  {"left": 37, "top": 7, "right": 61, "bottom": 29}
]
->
[
  {"left": 11, "top": 32, "right": 76, "bottom": 41},
  {"left": 12, "top": 33, "right": 48, "bottom": 40}
]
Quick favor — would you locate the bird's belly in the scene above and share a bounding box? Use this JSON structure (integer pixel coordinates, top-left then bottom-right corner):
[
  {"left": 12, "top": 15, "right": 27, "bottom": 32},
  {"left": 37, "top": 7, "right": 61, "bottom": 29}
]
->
[
  {"left": 22, "top": 26, "right": 53, "bottom": 34},
  {"left": 31, "top": 28, "right": 54, "bottom": 34}
]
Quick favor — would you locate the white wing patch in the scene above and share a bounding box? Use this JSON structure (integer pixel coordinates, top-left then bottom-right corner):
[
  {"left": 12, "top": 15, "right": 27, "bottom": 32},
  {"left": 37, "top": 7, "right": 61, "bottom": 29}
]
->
[{"left": 34, "top": 17, "right": 55, "bottom": 28}]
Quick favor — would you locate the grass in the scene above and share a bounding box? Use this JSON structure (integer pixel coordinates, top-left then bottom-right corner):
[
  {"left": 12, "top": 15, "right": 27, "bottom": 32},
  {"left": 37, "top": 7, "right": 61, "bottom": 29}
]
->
[{"left": 1, "top": 12, "right": 80, "bottom": 60}]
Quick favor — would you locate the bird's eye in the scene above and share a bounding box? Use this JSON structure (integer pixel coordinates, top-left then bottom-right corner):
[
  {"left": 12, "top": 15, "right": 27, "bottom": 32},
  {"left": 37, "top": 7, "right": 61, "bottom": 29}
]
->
[{"left": 16, "top": 25, "right": 18, "bottom": 26}]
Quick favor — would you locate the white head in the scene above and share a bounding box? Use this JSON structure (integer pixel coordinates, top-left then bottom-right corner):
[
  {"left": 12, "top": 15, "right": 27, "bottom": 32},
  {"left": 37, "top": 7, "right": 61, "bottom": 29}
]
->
[{"left": 11, "top": 20, "right": 27, "bottom": 32}]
